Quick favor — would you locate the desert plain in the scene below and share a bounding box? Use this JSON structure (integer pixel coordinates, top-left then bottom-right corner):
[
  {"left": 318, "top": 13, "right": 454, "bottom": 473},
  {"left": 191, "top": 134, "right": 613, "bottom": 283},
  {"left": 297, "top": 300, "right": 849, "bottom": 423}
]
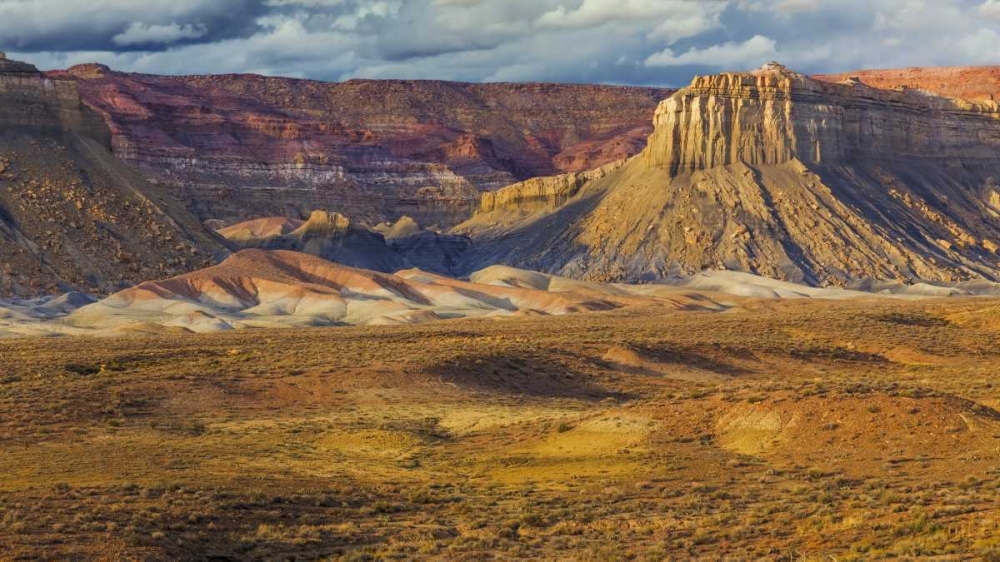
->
[{"left": 4, "top": 294, "right": 1000, "bottom": 559}]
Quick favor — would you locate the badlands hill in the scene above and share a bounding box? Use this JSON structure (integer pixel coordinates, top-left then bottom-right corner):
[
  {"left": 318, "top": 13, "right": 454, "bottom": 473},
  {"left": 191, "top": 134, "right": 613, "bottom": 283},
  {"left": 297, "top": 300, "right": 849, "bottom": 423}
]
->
[
  {"left": 0, "top": 54, "right": 226, "bottom": 297},
  {"left": 9, "top": 247, "right": 997, "bottom": 337},
  {"left": 50, "top": 249, "right": 745, "bottom": 335},
  {"left": 219, "top": 210, "right": 406, "bottom": 272},
  {"left": 457, "top": 63, "right": 1000, "bottom": 286},
  {"left": 48, "top": 64, "right": 672, "bottom": 226}
]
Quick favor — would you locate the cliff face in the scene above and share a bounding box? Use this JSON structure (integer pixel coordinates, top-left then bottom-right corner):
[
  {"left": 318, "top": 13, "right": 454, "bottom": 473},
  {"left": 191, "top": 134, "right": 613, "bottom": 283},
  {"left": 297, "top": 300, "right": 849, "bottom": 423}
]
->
[
  {"left": 457, "top": 63, "right": 1000, "bottom": 286},
  {"left": 814, "top": 66, "right": 1000, "bottom": 102},
  {"left": 647, "top": 64, "right": 1000, "bottom": 174},
  {"left": 49, "top": 65, "right": 671, "bottom": 227},
  {"left": 0, "top": 55, "right": 226, "bottom": 297},
  {"left": 0, "top": 56, "right": 109, "bottom": 141}
]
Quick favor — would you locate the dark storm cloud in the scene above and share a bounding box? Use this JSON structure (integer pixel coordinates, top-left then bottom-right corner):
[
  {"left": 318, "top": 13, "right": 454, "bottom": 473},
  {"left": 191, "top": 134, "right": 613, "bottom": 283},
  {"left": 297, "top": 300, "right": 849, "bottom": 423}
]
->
[
  {"left": 4, "top": 0, "right": 1000, "bottom": 86},
  {"left": 0, "top": 0, "right": 270, "bottom": 51}
]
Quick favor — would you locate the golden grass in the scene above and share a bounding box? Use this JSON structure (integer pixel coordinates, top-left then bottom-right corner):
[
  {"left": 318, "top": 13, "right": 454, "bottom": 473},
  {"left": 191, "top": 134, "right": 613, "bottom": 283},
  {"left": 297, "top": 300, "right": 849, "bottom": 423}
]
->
[{"left": 2, "top": 297, "right": 1000, "bottom": 558}]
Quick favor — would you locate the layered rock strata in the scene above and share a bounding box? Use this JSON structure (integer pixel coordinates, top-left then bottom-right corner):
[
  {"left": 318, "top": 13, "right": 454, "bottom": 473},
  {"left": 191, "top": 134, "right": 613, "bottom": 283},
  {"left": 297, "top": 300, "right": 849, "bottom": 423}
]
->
[
  {"left": 49, "top": 64, "right": 672, "bottom": 226},
  {"left": 478, "top": 159, "right": 627, "bottom": 215},
  {"left": 457, "top": 63, "right": 1000, "bottom": 286}
]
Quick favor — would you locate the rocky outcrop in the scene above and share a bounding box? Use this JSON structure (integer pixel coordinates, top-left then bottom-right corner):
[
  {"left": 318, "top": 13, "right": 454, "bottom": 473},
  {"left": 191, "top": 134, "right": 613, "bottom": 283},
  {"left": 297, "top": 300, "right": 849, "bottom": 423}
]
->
[
  {"left": 456, "top": 63, "right": 1000, "bottom": 286},
  {"left": 220, "top": 210, "right": 403, "bottom": 272},
  {"left": 814, "top": 66, "right": 1000, "bottom": 102},
  {"left": 478, "top": 159, "right": 627, "bottom": 214},
  {"left": 47, "top": 65, "right": 672, "bottom": 226},
  {"left": 0, "top": 57, "right": 227, "bottom": 297},
  {"left": 218, "top": 210, "right": 469, "bottom": 274}
]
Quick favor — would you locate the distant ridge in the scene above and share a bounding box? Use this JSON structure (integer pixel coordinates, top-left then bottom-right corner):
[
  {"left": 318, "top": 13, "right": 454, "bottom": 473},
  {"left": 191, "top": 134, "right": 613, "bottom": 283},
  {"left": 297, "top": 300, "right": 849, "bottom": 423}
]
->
[
  {"left": 814, "top": 65, "right": 1000, "bottom": 102},
  {"left": 47, "top": 63, "right": 673, "bottom": 227}
]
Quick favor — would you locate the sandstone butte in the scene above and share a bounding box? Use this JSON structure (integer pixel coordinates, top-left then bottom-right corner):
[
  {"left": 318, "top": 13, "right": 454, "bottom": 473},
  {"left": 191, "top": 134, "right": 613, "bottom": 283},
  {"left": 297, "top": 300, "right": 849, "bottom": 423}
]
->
[
  {"left": 47, "top": 64, "right": 672, "bottom": 227},
  {"left": 456, "top": 63, "right": 1000, "bottom": 286},
  {"left": 0, "top": 54, "right": 225, "bottom": 297}
]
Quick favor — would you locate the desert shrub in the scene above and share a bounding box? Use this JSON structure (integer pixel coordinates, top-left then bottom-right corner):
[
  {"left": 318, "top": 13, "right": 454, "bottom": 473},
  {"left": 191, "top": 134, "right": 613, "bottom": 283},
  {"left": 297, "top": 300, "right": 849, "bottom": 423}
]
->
[{"left": 65, "top": 363, "right": 101, "bottom": 376}]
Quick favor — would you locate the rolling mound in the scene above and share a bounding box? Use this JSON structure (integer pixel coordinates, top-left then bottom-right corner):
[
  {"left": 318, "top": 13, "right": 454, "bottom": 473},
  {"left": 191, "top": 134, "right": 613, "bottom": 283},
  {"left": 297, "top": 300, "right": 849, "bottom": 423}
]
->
[
  {"left": 7, "top": 248, "right": 998, "bottom": 338},
  {"left": 218, "top": 210, "right": 405, "bottom": 272},
  {"left": 457, "top": 63, "right": 1000, "bottom": 286},
  {"left": 217, "top": 216, "right": 305, "bottom": 242},
  {"left": 716, "top": 393, "right": 1000, "bottom": 476},
  {"left": 64, "top": 249, "right": 640, "bottom": 333}
]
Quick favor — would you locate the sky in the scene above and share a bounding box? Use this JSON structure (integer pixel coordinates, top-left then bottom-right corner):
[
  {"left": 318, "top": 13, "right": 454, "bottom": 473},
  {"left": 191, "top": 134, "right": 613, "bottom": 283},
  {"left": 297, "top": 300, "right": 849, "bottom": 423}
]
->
[{"left": 2, "top": 0, "right": 999, "bottom": 87}]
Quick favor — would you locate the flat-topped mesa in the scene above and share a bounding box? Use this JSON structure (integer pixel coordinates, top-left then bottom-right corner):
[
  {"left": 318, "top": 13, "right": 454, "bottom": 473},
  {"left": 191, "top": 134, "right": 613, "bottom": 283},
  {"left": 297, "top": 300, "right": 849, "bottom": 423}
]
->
[
  {"left": 0, "top": 55, "right": 110, "bottom": 142},
  {"left": 645, "top": 62, "right": 1000, "bottom": 175}
]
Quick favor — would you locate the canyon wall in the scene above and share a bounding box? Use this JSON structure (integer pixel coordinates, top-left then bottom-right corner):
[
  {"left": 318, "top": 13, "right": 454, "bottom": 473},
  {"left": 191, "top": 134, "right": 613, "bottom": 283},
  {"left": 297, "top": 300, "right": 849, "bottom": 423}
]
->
[
  {"left": 50, "top": 64, "right": 671, "bottom": 226},
  {"left": 0, "top": 55, "right": 226, "bottom": 296},
  {"left": 0, "top": 55, "right": 109, "bottom": 142},
  {"left": 458, "top": 63, "right": 1000, "bottom": 286}
]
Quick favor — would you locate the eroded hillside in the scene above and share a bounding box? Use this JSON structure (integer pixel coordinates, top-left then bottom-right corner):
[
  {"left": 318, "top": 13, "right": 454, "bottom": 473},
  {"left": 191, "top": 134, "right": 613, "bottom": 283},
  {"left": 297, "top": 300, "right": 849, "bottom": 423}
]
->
[
  {"left": 458, "top": 63, "right": 1000, "bottom": 286},
  {"left": 0, "top": 55, "right": 226, "bottom": 296}
]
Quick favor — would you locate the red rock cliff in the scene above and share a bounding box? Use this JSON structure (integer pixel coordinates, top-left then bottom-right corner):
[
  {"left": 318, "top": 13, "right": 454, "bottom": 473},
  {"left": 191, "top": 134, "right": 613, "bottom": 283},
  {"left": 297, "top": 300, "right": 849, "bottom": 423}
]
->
[{"left": 48, "top": 64, "right": 672, "bottom": 226}]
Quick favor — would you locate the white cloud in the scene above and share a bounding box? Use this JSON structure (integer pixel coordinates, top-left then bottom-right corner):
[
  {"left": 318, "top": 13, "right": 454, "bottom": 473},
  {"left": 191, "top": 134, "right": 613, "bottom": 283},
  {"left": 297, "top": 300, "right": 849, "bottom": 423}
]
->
[
  {"left": 980, "top": 0, "right": 1000, "bottom": 19},
  {"left": 773, "top": 0, "right": 819, "bottom": 12},
  {"left": 645, "top": 35, "right": 777, "bottom": 68},
  {"left": 4, "top": 0, "right": 1000, "bottom": 88},
  {"left": 537, "top": 0, "right": 725, "bottom": 38},
  {"left": 113, "top": 22, "right": 208, "bottom": 46},
  {"left": 954, "top": 28, "right": 1000, "bottom": 64},
  {"left": 647, "top": 4, "right": 727, "bottom": 44}
]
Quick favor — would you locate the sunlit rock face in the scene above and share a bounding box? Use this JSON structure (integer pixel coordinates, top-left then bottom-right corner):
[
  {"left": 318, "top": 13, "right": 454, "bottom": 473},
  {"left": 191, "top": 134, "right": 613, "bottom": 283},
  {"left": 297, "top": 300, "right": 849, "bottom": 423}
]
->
[
  {"left": 646, "top": 62, "right": 1000, "bottom": 174},
  {"left": 456, "top": 63, "right": 1000, "bottom": 287}
]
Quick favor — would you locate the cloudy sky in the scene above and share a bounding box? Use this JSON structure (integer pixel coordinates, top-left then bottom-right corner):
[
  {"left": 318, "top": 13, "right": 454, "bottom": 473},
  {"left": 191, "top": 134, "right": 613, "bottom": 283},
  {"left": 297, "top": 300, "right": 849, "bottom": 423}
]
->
[{"left": 2, "top": 0, "right": 999, "bottom": 86}]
